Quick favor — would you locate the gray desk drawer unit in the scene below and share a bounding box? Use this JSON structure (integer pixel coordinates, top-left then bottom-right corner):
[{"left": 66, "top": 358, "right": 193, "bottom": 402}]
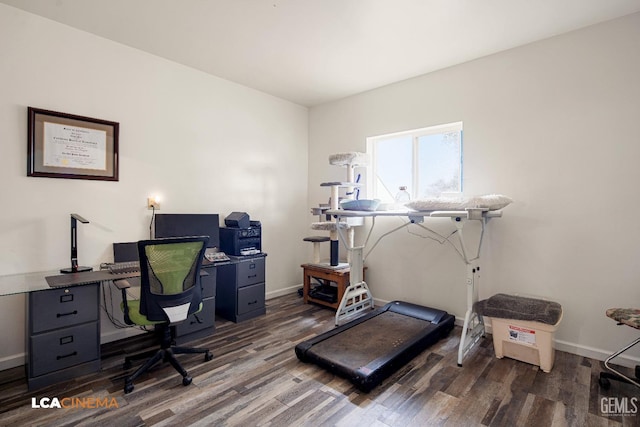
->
[
  {"left": 173, "top": 265, "right": 217, "bottom": 344},
  {"left": 27, "top": 283, "right": 101, "bottom": 390},
  {"left": 216, "top": 255, "right": 266, "bottom": 322}
]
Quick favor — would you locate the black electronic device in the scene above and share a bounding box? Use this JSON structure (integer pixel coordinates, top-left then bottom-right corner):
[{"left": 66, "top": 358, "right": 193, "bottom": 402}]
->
[
  {"left": 309, "top": 285, "right": 337, "bottom": 303},
  {"left": 110, "top": 242, "right": 140, "bottom": 274},
  {"left": 220, "top": 223, "right": 262, "bottom": 256},
  {"left": 154, "top": 214, "right": 220, "bottom": 248},
  {"left": 113, "top": 242, "right": 139, "bottom": 263},
  {"left": 224, "top": 211, "right": 250, "bottom": 229}
]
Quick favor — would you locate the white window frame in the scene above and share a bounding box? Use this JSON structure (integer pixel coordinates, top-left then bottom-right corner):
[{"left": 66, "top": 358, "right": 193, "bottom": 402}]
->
[{"left": 366, "top": 121, "right": 463, "bottom": 202}]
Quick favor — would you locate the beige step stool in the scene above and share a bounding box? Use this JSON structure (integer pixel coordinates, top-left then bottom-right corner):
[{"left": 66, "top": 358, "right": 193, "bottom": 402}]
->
[
  {"left": 486, "top": 314, "right": 563, "bottom": 373},
  {"left": 476, "top": 293, "right": 563, "bottom": 373}
]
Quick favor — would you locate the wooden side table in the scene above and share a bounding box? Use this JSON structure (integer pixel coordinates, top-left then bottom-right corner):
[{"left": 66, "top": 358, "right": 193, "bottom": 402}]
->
[{"left": 301, "top": 263, "right": 365, "bottom": 310}]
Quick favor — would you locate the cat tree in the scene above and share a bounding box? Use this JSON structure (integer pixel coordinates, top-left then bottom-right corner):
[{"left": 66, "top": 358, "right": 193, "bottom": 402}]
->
[{"left": 306, "top": 152, "right": 368, "bottom": 266}]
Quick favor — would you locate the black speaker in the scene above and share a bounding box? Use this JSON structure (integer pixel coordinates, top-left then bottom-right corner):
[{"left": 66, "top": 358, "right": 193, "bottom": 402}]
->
[{"left": 225, "top": 211, "right": 250, "bottom": 228}]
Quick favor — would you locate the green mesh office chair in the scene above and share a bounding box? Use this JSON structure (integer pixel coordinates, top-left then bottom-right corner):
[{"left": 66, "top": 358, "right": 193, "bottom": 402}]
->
[{"left": 119, "top": 236, "right": 213, "bottom": 394}]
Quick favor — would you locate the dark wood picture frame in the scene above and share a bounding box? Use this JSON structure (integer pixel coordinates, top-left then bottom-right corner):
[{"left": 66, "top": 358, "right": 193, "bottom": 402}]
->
[{"left": 27, "top": 107, "right": 119, "bottom": 181}]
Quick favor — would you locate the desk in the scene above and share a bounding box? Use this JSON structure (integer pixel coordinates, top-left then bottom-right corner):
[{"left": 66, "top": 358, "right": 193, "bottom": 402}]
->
[
  {"left": 27, "top": 281, "right": 101, "bottom": 390},
  {"left": 0, "top": 270, "right": 68, "bottom": 295},
  {"left": 0, "top": 271, "right": 106, "bottom": 390},
  {"left": 0, "top": 267, "right": 215, "bottom": 391}
]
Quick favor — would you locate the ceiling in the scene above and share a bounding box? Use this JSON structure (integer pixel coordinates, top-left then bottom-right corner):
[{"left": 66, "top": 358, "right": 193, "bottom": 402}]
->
[{"left": 2, "top": 0, "right": 640, "bottom": 107}]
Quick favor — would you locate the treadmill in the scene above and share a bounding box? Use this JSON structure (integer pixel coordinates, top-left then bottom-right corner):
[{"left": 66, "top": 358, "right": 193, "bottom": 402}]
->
[{"left": 295, "top": 300, "right": 455, "bottom": 392}]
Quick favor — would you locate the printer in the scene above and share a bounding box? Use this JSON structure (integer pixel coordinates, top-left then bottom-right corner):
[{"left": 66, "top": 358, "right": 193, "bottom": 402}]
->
[{"left": 220, "top": 212, "right": 262, "bottom": 256}]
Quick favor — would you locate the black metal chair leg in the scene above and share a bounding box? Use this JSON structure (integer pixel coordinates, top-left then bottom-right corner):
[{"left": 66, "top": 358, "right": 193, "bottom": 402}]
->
[
  {"left": 172, "top": 346, "right": 210, "bottom": 355},
  {"left": 124, "top": 349, "right": 165, "bottom": 394},
  {"left": 599, "top": 336, "right": 640, "bottom": 390}
]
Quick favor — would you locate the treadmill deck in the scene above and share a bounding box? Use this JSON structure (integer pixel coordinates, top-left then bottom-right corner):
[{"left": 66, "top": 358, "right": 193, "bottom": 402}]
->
[{"left": 295, "top": 300, "right": 455, "bottom": 391}]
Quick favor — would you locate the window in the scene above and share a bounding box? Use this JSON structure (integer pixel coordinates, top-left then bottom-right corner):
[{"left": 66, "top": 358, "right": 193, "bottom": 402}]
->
[{"left": 366, "top": 122, "right": 463, "bottom": 202}]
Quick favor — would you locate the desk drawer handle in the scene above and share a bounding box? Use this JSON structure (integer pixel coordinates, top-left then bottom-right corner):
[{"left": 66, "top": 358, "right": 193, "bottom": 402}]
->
[
  {"left": 60, "top": 294, "right": 74, "bottom": 303},
  {"left": 248, "top": 300, "right": 258, "bottom": 305},
  {"left": 57, "top": 351, "right": 77, "bottom": 360},
  {"left": 57, "top": 310, "right": 78, "bottom": 318},
  {"left": 60, "top": 335, "right": 74, "bottom": 345},
  {"left": 247, "top": 274, "right": 257, "bottom": 279}
]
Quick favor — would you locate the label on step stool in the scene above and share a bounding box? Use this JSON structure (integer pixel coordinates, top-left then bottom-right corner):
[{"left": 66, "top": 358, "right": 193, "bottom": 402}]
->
[{"left": 508, "top": 325, "right": 536, "bottom": 345}]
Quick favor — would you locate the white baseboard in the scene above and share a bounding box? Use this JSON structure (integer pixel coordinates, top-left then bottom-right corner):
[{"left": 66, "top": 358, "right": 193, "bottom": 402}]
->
[
  {"left": 0, "top": 353, "right": 25, "bottom": 372},
  {"left": 554, "top": 339, "right": 640, "bottom": 368},
  {"left": 100, "top": 327, "right": 147, "bottom": 344},
  {"left": 463, "top": 317, "right": 640, "bottom": 369},
  {"left": 266, "top": 284, "right": 301, "bottom": 300}
]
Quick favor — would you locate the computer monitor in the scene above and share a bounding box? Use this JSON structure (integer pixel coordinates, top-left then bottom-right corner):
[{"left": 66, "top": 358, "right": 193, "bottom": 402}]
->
[
  {"left": 154, "top": 214, "right": 220, "bottom": 248},
  {"left": 113, "top": 242, "right": 139, "bottom": 263}
]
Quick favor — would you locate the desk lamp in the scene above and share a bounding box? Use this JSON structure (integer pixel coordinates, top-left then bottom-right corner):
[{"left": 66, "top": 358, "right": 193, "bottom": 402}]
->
[{"left": 60, "top": 213, "right": 93, "bottom": 274}]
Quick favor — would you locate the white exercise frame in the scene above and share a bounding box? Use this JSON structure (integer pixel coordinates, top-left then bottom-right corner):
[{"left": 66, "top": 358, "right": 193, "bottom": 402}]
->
[{"left": 326, "top": 207, "right": 502, "bottom": 366}]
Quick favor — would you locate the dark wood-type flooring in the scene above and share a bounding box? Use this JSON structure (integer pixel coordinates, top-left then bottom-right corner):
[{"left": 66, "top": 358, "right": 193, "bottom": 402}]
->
[{"left": 0, "top": 294, "right": 638, "bottom": 426}]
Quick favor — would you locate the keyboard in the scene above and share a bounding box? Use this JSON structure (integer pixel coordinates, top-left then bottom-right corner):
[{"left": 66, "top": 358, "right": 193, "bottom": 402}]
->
[
  {"left": 108, "top": 261, "right": 140, "bottom": 274},
  {"left": 205, "top": 252, "right": 230, "bottom": 263}
]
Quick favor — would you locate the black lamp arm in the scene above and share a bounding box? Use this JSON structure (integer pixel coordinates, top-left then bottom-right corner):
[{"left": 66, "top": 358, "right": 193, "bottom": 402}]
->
[{"left": 61, "top": 213, "right": 92, "bottom": 274}]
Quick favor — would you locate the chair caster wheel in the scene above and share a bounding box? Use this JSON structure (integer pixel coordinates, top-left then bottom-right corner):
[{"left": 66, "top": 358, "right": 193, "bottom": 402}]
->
[
  {"left": 457, "top": 363, "right": 462, "bottom": 367},
  {"left": 205, "top": 352, "right": 213, "bottom": 362},
  {"left": 124, "top": 382, "right": 134, "bottom": 394},
  {"left": 599, "top": 377, "right": 611, "bottom": 390},
  {"left": 183, "top": 376, "right": 192, "bottom": 386},
  {"left": 123, "top": 361, "right": 132, "bottom": 370}
]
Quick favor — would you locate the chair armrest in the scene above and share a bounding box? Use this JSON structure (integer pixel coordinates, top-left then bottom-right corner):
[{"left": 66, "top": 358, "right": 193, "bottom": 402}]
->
[
  {"left": 116, "top": 279, "right": 136, "bottom": 325},
  {"left": 113, "top": 279, "right": 133, "bottom": 290}
]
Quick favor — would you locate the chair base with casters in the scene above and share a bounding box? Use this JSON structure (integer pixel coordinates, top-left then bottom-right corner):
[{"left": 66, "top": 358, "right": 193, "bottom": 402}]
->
[
  {"left": 598, "top": 308, "right": 640, "bottom": 390},
  {"left": 123, "top": 324, "right": 213, "bottom": 394}
]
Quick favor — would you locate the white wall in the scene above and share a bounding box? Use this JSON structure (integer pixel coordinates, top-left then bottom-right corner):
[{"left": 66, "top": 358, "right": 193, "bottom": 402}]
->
[
  {"left": 0, "top": 4, "right": 309, "bottom": 369},
  {"left": 309, "top": 13, "right": 640, "bottom": 364}
]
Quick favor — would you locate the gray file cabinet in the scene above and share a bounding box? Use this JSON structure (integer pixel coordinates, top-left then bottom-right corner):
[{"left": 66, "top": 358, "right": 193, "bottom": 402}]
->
[
  {"left": 173, "top": 265, "right": 217, "bottom": 344},
  {"left": 216, "top": 255, "right": 266, "bottom": 322},
  {"left": 27, "top": 283, "right": 101, "bottom": 390}
]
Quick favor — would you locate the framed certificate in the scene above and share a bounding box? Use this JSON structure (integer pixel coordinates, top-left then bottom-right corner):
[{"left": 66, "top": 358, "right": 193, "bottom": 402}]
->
[{"left": 28, "top": 107, "right": 119, "bottom": 181}]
